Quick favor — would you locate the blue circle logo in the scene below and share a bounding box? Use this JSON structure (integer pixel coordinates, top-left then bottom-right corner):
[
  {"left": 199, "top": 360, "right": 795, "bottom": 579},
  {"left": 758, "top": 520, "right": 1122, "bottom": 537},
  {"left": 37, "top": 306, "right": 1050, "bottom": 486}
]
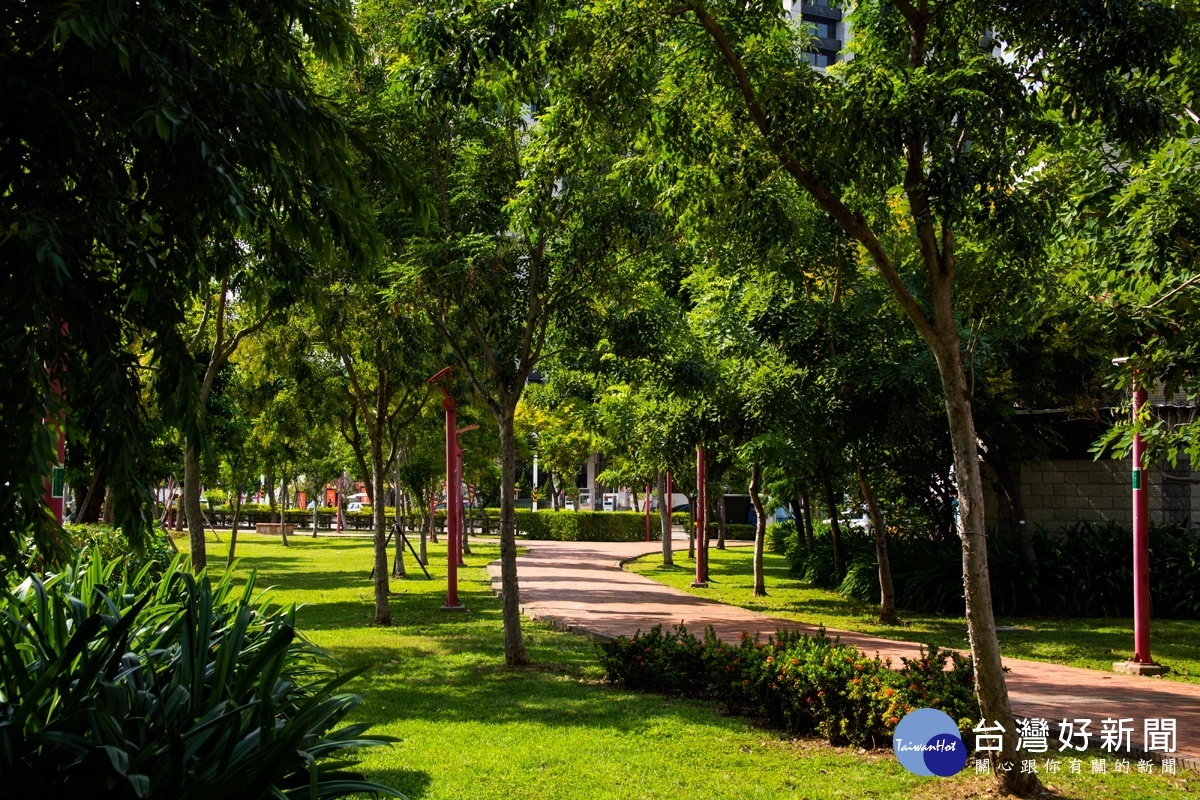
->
[{"left": 893, "top": 708, "right": 968, "bottom": 777}]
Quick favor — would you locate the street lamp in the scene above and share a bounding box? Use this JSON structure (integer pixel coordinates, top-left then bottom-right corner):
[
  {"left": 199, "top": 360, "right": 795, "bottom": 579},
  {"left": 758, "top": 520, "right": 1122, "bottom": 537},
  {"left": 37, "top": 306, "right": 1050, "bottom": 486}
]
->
[
  {"left": 429, "top": 366, "right": 466, "bottom": 612},
  {"left": 1111, "top": 357, "right": 1168, "bottom": 676}
]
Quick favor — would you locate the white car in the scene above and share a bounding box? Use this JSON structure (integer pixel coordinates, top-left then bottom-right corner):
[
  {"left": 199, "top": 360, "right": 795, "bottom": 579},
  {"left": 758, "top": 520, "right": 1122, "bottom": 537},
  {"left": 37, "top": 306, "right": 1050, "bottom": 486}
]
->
[
  {"left": 347, "top": 501, "right": 366, "bottom": 513},
  {"left": 564, "top": 499, "right": 576, "bottom": 511}
]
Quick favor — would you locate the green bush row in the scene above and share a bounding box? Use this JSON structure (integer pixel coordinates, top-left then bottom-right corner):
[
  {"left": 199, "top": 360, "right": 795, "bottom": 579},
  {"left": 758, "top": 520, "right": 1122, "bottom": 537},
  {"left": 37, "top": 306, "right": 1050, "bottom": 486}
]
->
[
  {"left": 719, "top": 522, "right": 757, "bottom": 541},
  {"left": 597, "top": 624, "right": 976, "bottom": 748},
  {"left": 771, "top": 519, "right": 1200, "bottom": 619},
  {"left": 508, "top": 510, "right": 690, "bottom": 542}
]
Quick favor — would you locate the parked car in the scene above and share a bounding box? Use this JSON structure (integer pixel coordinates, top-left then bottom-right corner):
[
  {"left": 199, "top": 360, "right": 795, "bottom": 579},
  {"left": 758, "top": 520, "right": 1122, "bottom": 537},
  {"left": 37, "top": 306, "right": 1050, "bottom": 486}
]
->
[
  {"left": 564, "top": 499, "right": 576, "bottom": 511},
  {"left": 347, "top": 502, "right": 366, "bottom": 513}
]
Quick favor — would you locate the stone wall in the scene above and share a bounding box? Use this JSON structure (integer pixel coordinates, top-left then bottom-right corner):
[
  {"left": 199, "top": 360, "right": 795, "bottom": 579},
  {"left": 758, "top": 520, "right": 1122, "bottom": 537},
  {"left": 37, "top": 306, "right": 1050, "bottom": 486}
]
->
[
  {"left": 1020, "top": 459, "right": 1155, "bottom": 528},
  {"left": 985, "top": 458, "right": 1198, "bottom": 532}
]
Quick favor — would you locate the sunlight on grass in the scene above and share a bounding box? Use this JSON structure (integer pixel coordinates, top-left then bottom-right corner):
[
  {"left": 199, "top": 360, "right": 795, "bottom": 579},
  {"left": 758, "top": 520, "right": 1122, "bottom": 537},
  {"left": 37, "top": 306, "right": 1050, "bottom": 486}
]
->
[
  {"left": 626, "top": 546, "right": 1200, "bottom": 684},
  {"left": 177, "top": 534, "right": 1191, "bottom": 799}
]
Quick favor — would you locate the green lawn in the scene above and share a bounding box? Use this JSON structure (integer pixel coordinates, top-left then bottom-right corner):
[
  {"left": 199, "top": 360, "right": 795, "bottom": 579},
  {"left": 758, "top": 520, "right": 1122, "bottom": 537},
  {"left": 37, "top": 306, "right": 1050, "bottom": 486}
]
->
[
  {"left": 181, "top": 534, "right": 1191, "bottom": 799},
  {"left": 626, "top": 546, "right": 1200, "bottom": 684}
]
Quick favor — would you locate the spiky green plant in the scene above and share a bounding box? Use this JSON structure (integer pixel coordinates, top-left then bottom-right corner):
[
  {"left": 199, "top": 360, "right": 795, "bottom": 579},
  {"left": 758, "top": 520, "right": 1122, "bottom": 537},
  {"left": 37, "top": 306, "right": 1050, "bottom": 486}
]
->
[{"left": 0, "top": 553, "right": 403, "bottom": 799}]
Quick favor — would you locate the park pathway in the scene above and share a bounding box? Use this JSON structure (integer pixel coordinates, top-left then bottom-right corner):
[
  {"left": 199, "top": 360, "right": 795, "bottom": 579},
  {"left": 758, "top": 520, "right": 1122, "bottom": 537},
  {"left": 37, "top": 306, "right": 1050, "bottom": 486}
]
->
[{"left": 487, "top": 538, "right": 1200, "bottom": 769}]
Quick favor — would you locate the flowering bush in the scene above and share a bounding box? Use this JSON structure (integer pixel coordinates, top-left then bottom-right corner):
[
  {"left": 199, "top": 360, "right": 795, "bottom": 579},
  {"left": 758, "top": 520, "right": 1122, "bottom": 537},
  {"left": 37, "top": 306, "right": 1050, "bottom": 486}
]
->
[{"left": 598, "top": 625, "right": 976, "bottom": 748}]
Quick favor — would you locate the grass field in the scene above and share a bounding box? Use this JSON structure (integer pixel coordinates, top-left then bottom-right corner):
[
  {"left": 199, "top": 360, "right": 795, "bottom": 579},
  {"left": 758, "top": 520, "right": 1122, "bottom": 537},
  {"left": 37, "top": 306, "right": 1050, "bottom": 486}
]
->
[
  {"left": 183, "top": 534, "right": 1193, "bottom": 799},
  {"left": 626, "top": 545, "right": 1200, "bottom": 684}
]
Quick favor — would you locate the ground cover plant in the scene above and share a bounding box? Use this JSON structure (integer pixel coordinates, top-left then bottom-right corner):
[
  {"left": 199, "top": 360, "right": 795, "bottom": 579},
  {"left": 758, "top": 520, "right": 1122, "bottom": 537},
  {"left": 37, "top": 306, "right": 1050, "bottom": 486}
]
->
[
  {"left": 627, "top": 545, "right": 1200, "bottom": 684},
  {"left": 0, "top": 551, "right": 396, "bottom": 799},
  {"left": 179, "top": 534, "right": 1190, "bottom": 798},
  {"left": 597, "top": 624, "right": 976, "bottom": 747}
]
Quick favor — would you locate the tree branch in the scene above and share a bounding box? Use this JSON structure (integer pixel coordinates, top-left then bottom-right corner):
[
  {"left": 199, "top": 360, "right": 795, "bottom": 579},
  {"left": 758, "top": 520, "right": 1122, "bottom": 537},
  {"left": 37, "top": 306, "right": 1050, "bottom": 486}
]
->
[{"left": 690, "top": 4, "right": 936, "bottom": 340}]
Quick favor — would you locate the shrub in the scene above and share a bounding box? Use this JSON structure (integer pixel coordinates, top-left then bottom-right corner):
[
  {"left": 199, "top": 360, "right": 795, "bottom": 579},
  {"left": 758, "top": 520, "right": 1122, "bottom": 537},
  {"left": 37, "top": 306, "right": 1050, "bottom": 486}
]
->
[
  {"left": 597, "top": 624, "right": 974, "bottom": 749},
  {"left": 767, "top": 520, "right": 798, "bottom": 556},
  {"left": 0, "top": 553, "right": 400, "bottom": 799},
  {"left": 65, "top": 523, "right": 175, "bottom": 581}
]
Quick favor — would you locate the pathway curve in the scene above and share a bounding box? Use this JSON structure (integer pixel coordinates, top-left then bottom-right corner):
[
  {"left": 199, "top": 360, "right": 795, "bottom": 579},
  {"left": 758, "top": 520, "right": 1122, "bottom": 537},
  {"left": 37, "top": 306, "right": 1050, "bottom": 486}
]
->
[{"left": 488, "top": 538, "right": 1200, "bottom": 768}]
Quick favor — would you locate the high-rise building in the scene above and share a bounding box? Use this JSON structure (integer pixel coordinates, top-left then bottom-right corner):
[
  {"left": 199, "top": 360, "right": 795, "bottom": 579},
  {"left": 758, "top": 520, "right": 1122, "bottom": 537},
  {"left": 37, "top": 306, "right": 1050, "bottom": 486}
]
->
[{"left": 788, "top": 0, "right": 846, "bottom": 69}]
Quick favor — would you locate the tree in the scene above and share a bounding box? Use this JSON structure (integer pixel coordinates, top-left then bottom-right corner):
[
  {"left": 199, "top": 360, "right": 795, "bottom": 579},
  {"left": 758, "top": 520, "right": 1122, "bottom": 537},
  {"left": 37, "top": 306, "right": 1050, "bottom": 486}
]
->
[
  {"left": 1, "top": 0, "right": 381, "bottom": 566},
  {"left": 182, "top": 251, "right": 280, "bottom": 572},
  {"left": 316, "top": 283, "right": 434, "bottom": 626},
  {"left": 515, "top": 387, "right": 596, "bottom": 510},
  {"left": 378, "top": 0, "right": 662, "bottom": 664}
]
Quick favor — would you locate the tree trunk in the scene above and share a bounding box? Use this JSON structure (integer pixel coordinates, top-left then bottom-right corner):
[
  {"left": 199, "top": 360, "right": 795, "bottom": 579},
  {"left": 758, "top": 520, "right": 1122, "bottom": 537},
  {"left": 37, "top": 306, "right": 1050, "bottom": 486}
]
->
[
  {"left": 279, "top": 473, "right": 289, "bottom": 546},
  {"left": 686, "top": 492, "right": 696, "bottom": 560},
  {"left": 498, "top": 406, "right": 530, "bottom": 666},
  {"left": 980, "top": 433, "right": 1037, "bottom": 572},
  {"left": 928, "top": 328, "right": 1030, "bottom": 792},
  {"left": 313, "top": 496, "right": 319, "bottom": 536},
  {"left": 266, "top": 465, "right": 276, "bottom": 519},
  {"left": 658, "top": 471, "right": 673, "bottom": 566},
  {"left": 717, "top": 490, "right": 727, "bottom": 550},
  {"left": 858, "top": 467, "right": 898, "bottom": 625},
  {"left": 184, "top": 443, "right": 206, "bottom": 572},
  {"left": 821, "top": 472, "right": 844, "bottom": 576},
  {"left": 420, "top": 508, "right": 429, "bottom": 565},
  {"left": 749, "top": 463, "right": 767, "bottom": 597},
  {"left": 226, "top": 479, "right": 242, "bottom": 568},
  {"left": 77, "top": 463, "right": 106, "bottom": 523},
  {"left": 393, "top": 458, "right": 407, "bottom": 578},
  {"left": 463, "top": 491, "right": 474, "bottom": 555},
  {"left": 800, "top": 486, "right": 814, "bottom": 552},
  {"left": 371, "top": 432, "right": 391, "bottom": 625}
]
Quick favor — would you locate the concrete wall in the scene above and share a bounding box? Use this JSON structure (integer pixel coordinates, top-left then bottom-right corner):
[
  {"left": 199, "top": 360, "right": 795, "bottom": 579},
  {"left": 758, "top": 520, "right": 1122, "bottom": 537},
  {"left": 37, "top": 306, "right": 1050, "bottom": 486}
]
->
[{"left": 985, "top": 458, "right": 1197, "bottom": 532}]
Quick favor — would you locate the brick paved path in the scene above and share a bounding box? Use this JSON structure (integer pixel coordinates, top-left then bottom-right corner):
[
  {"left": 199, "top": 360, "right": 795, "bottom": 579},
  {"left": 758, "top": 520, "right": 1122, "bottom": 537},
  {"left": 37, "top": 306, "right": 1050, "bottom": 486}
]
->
[{"left": 487, "top": 538, "right": 1200, "bottom": 768}]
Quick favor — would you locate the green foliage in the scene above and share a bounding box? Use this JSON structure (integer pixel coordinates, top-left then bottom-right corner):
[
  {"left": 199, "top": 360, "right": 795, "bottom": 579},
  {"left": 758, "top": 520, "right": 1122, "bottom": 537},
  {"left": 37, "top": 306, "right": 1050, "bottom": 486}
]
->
[
  {"left": 1, "top": 0, "right": 384, "bottom": 563},
  {"left": 597, "top": 624, "right": 975, "bottom": 748},
  {"left": 0, "top": 552, "right": 400, "bottom": 798},
  {"left": 767, "top": 520, "right": 799, "bottom": 555},
  {"left": 787, "top": 522, "right": 1200, "bottom": 619},
  {"left": 719, "top": 523, "right": 757, "bottom": 541},
  {"left": 511, "top": 510, "right": 688, "bottom": 542},
  {"left": 65, "top": 523, "right": 176, "bottom": 581}
]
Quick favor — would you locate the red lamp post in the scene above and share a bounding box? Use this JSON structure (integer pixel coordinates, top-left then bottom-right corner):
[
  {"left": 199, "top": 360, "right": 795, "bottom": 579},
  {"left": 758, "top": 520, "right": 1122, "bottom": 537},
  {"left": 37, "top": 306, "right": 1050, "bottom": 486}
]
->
[
  {"left": 430, "top": 367, "right": 466, "bottom": 611},
  {"left": 692, "top": 446, "right": 708, "bottom": 588},
  {"left": 1113, "top": 362, "right": 1167, "bottom": 675}
]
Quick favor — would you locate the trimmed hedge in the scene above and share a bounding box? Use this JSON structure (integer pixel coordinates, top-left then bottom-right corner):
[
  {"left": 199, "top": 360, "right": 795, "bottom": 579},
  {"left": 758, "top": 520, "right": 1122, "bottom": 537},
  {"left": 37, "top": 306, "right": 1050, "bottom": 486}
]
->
[
  {"left": 597, "top": 624, "right": 975, "bottom": 748},
  {"left": 719, "top": 523, "right": 757, "bottom": 541},
  {"left": 509, "top": 510, "right": 691, "bottom": 542},
  {"left": 778, "top": 520, "right": 1200, "bottom": 619}
]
